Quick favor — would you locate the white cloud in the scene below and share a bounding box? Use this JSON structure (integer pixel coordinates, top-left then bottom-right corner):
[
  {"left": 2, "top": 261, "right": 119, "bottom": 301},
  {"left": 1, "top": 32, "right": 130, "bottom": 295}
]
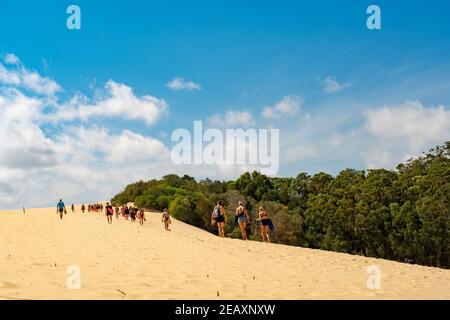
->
[
  {"left": 322, "top": 76, "right": 345, "bottom": 93},
  {"left": 0, "top": 88, "right": 58, "bottom": 169},
  {"left": 0, "top": 110, "right": 173, "bottom": 209},
  {"left": 49, "top": 80, "right": 168, "bottom": 126},
  {"left": 361, "top": 101, "right": 450, "bottom": 168},
  {"left": 56, "top": 126, "right": 170, "bottom": 164},
  {"left": 208, "top": 110, "right": 254, "bottom": 127},
  {"left": 0, "top": 64, "right": 21, "bottom": 85},
  {"left": 4, "top": 53, "right": 20, "bottom": 65},
  {"left": 0, "top": 59, "right": 61, "bottom": 96},
  {"left": 281, "top": 101, "right": 450, "bottom": 172},
  {"left": 262, "top": 95, "right": 302, "bottom": 119},
  {"left": 21, "top": 71, "right": 61, "bottom": 96},
  {"left": 166, "top": 77, "right": 201, "bottom": 91}
]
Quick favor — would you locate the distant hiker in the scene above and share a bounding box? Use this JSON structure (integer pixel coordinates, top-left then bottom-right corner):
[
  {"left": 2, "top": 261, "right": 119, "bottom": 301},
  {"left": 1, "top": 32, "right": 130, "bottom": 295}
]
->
[
  {"left": 235, "top": 201, "right": 250, "bottom": 240},
  {"left": 124, "top": 206, "right": 130, "bottom": 220},
  {"left": 22, "top": 207, "right": 25, "bottom": 214},
  {"left": 211, "top": 200, "right": 227, "bottom": 238},
  {"left": 81, "top": 204, "right": 85, "bottom": 213},
  {"left": 162, "top": 208, "right": 171, "bottom": 231},
  {"left": 138, "top": 208, "right": 146, "bottom": 226},
  {"left": 130, "top": 207, "right": 137, "bottom": 222},
  {"left": 115, "top": 206, "right": 120, "bottom": 219},
  {"left": 257, "top": 206, "right": 271, "bottom": 243},
  {"left": 71, "top": 204, "right": 75, "bottom": 213},
  {"left": 105, "top": 202, "right": 114, "bottom": 224},
  {"left": 56, "top": 199, "right": 66, "bottom": 220}
]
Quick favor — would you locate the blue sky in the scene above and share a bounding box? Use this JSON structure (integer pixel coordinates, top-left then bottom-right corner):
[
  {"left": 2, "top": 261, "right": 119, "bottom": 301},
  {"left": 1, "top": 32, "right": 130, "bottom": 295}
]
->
[{"left": 1, "top": 1, "right": 450, "bottom": 208}]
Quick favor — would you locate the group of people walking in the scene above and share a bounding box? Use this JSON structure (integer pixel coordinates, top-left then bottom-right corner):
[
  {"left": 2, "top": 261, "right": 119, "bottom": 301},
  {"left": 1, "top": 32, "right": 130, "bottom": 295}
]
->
[
  {"left": 211, "top": 200, "right": 273, "bottom": 243},
  {"left": 117, "top": 204, "right": 146, "bottom": 225},
  {"left": 80, "top": 203, "right": 103, "bottom": 213},
  {"left": 57, "top": 199, "right": 272, "bottom": 242},
  {"left": 56, "top": 200, "right": 172, "bottom": 231}
]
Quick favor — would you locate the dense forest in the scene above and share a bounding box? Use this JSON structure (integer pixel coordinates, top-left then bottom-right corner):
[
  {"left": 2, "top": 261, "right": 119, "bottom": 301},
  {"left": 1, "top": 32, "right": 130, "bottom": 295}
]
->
[{"left": 112, "top": 142, "right": 450, "bottom": 268}]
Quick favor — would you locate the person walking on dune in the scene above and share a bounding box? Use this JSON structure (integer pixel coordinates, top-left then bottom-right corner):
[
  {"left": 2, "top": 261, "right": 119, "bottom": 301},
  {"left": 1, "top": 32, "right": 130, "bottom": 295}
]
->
[
  {"left": 130, "top": 207, "right": 137, "bottom": 222},
  {"left": 56, "top": 199, "right": 66, "bottom": 220},
  {"left": 138, "top": 208, "right": 146, "bottom": 226},
  {"left": 124, "top": 206, "right": 130, "bottom": 220},
  {"left": 211, "top": 200, "right": 227, "bottom": 238},
  {"left": 81, "top": 204, "right": 85, "bottom": 213},
  {"left": 162, "top": 208, "right": 171, "bottom": 231},
  {"left": 257, "top": 206, "right": 271, "bottom": 243},
  {"left": 71, "top": 204, "right": 75, "bottom": 213},
  {"left": 235, "top": 201, "right": 250, "bottom": 240},
  {"left": 105, "top": 202, "right": 114, "bottom": 224},
  {"left": 115, "top": 206, "right": 120, "bottom": 219}
]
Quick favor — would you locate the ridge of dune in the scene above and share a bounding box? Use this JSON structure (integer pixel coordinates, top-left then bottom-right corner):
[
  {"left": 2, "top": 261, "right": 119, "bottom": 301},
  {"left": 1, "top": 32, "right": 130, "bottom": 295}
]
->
[{"left": 1, "top": 205, "right": 449, "bottom": 300}]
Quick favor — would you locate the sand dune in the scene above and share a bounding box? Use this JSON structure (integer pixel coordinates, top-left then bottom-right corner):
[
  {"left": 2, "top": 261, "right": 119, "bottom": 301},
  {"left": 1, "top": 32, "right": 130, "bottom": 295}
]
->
[{"left": 0, "top": 205, "right": 449, "bottom": 300}]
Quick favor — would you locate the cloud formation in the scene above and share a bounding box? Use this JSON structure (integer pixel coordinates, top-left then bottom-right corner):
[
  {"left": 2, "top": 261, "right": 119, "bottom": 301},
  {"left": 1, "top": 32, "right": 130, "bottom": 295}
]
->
[
  {"left": 208, "top": 110, "right": 254, "bottom": 127},
  {"left": 49, "top": 80, "right": 167, "bottom": 126},
  {"left": 282, "top": 101, "right": 450, "bottom": 171},
  {"left": 322, "top": 76, "right": 345, "bottom": 93},
  {"left": 361, "top": 101, "right": 450, "bottom": 168},
  {"left": 262, "top": 95, "right": 302, "bottom": 119},
  {"left": 0, "top": 55, "right": 61, "bottom": 96},
  {"left": 4, "top": 53, "right": 20, "bottom": 65},
  {"left": 166, "top": 77, "right": 201, "bottom": 91}
]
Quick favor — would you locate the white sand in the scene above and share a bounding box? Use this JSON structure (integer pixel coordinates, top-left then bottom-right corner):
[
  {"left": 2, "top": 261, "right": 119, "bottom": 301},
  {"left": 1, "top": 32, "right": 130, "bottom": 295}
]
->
[{"left": 1, "top": 205, "right": 449, "bottom": 300}]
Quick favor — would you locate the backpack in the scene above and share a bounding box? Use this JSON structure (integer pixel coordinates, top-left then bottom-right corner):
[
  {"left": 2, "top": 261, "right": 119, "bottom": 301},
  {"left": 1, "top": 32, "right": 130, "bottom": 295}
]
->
[{"left": 213, "top": 206, "right": 222, "bottom": 218}]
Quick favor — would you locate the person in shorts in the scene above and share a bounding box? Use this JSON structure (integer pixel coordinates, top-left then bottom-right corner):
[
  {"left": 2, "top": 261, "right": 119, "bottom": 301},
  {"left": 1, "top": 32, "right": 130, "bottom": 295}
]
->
[
  {"left": 56, "top": 199, "right": 66, "bottom": 220},
  {"left": 235, "top": 201, "right": 250, "bottom": 240},
  {"left": 138, "top": 208, "right": 146, "bottom": 226},
  {"left": 162, "top": 208, "right": 172, "bottom": 231},
  {"left": 211, "top": 201, "right": 227, "bottom": 238},
  {"left": 105, "top": 202, "right": 114, "bottom": 224}
]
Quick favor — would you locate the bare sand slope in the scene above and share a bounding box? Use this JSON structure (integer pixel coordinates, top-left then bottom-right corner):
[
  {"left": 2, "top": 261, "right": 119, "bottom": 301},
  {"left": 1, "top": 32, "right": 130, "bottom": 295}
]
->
[{"left": 1, "top": 205, "right": 449, "bottom": 300}]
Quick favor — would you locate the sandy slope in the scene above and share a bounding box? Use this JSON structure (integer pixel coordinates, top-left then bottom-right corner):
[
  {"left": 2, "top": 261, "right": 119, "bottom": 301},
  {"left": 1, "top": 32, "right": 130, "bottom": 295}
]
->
[{"left": 0, "top": 205, "right": 449, "bottom": 300}]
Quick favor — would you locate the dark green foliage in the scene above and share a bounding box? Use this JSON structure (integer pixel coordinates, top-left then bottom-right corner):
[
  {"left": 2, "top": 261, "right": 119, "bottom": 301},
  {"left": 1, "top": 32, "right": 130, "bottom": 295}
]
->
[{"left": 112, "top": 142, "right": 450, "bottom": 268}]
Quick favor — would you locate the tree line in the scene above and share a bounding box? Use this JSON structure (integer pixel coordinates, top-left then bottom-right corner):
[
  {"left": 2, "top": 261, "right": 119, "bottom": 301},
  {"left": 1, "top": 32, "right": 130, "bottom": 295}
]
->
[{"left": 111, "top": 141, "right": 449, "bottom": 268}]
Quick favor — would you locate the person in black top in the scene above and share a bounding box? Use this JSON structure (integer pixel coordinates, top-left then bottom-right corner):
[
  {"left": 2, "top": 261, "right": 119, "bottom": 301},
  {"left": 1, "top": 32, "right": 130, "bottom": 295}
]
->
[
  {"left": 105, "top": 202, "right": 114, "bottom": 224},
  {"left": 124, "top": 206, "right": 130, "bottom": 220},
  {"left": 211, "top": 201, "right": 227, "bottom": 238},
  {"left": 130, "top": 207, "right": 137, "bottom": 221},
  {"left": 257, "top": 206, "right": 271, "bottom": 243}
]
